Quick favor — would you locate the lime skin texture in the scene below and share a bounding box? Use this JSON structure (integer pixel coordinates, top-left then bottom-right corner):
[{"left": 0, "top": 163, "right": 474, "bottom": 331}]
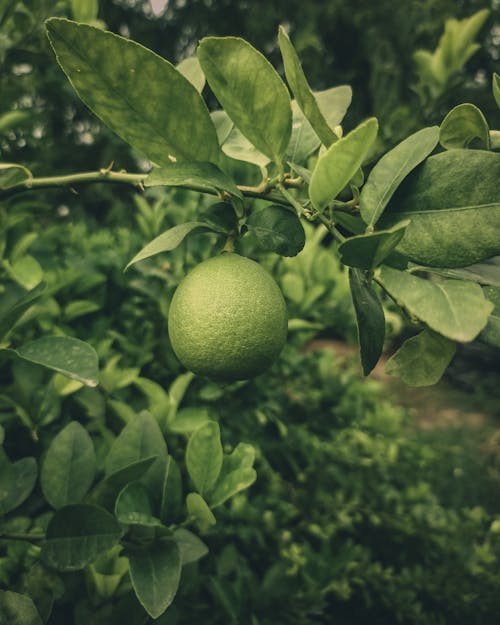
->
[{"left": 168, "top": 253, "right": 288, "bottom": 381}]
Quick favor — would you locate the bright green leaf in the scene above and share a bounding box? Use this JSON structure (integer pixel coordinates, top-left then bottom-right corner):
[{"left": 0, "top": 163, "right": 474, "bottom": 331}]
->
[
  {"left": 42, "top": 504, "right": 123, "bottom": 571},
  {"left": 440, "top": 103, "right": 490, "bottom": 150},
  {"left": 41, "top": 421, "right": 96, "bottom": 509},
  {"left": 339, "top": 221, "right": 410, "bottom": 269},
  {"left": 46, "top": 18, "right": 220, "bottom": 164},
  {"left": 186, "top": 421, "right": 223, "bottom": 496},
  {"left": 129, "top": 539, "right": 181, "bottom": 619},
  {"left": 378, "top": 266, "right": 494, "bottom": 342},
  {"left": 186, "top": 492, "right": 216, "bottom": 532},
  {"left": 198, "top": 36, "right": 292, "bottom": 166},
  {"left": 10, "top": 336, "right": 99, "bottom": 387},
  {"left": 284, "top": 101, "right": 321, "bottom": 165},
  {"left": 493, "top": 73, "right": 500, "bottom": 109},
  {"left": 349, "top": 269, "right": 385, "bottom": 375},
  {"left": 386, "top": 329, "right": 456, "bottom": 386},
  {"left": 211, "top": 110, "right": 234, "bottom": 145},
  {"left": 360, "top": 126, "right": 439, "bottom": 226},
  {"left": 0, "top": 163, "right": 32, "bottom": 190},
  {"left": 222, "top": 125, "right": 270, "bottom": 168},
  {"left": 70, "top": 0, "right": 98, "bottom": 22},
  {"left": 176, "top": 55, "right": 205, "bottom": 93},
  {"left": 309, "top": 118, "right": 378, "bottom": 211},
  {"left": 169, "top": 406, "right": 211, "bottom": 434},
  {"left": 479, "top": 286, "right": 500, "bottom": 348},
  {"left": 379, "top": 149, "right": 500, "bottom": 267},
  {"left": 246, "top": 205, "right": 305, "bottom": 257}
]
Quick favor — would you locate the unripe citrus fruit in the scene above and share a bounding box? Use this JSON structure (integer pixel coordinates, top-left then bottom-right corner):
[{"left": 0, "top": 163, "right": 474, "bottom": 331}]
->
[{"left": 168, "top": 253, "right": 287, "bottom": 381}]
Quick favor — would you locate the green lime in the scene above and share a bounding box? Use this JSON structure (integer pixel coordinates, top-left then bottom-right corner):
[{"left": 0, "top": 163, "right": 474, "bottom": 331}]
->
[{"left": 168, "top": 253, "right": 287, "bottom": 381}]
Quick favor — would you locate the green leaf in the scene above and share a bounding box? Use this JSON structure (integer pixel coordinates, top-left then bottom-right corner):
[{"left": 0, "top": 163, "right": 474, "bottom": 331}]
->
[
  {"left": 284, "top": 101, "right": 321, "bottom": 165},
  {"left": 125, "top": 222, "right": 210, "bottom": 270},
  {"left": 173, "top": 528, "right": 209, "bottom": 565},
  {"left": 145, "top": 161, "right": 242, "bottom": 199},
  {"left": 246, "top": 205, "right": 305, "bottom": 257},
  {"left": 0, "top": 451, "right": 37, "bottom": 515},
  {"left": 42, "top": 504, "right": 123, "bottom": 571},
  {"left": 379, "top": 149, "right": 500, "bottom": 268},
  {"left": 0, "top": 591, "right": 43, "bottom": 625},
  {"left": 169, "top": 406, "right": 211, "bottom": 434},
  {"left": 349, "top": 269, "right": 385, "bottom": 375},
  {"left": 315, "top": 86, "right": 352, "bottom": 129},
  {"left": 45, "top": 18, "right": 219, "bottom": 164},
  {"left": 209, "top": 442, "right": 256, "bottom": 507},
  {"left": 359, "top": 126, "right": 439, "bottom": 226},
  {"left": 0, "top": 163, "right": 32, "bottom": 190},
  {"left": 198, "top": 36, "right": 292, "bottom": 166},
  {"left": 115, "top": 481, "right": 162, "bottom": 527},
  {"left": 70, "top": 0, "right": 98, "bottom": 22},
  {"left": 386, "top": 329, "right": 456, "bottom": 387},
  {"left": 199, "top": 202, "right": 238, "bottom": 235},
  {"left": 105, "top": 412, "right": 167, "bottom": 495},
  {"left": 176, "top": 55, "right": 205, "bottom": 93},
  {"left": 160, "top": 455, "right": 183, "bottom": 523},
  {"left": 186, "top": 421, "right": 223, "bottom": 496},
  {"left": 221, "top": 125, "right": 270, "bottom": 168},
  {"left": 440, "top": 103, "right": 490, "bottom": 150},
  {"left": 378, "top": 266, "right": 494, "bottom": 342},
  {"left": 493, "top": 73, "right": 500, "bottom": 109},
  {"left": 186, "top": 492, "right": 216, "bottom": 533},
  {"left": 278, "top": 26, "right": 336, "bottom": 147},
  {"left": 424, "top": 257, "right": 500, "bottom": 287},
  {"left": 129, "top": 539, "right": 181, "bottom": 619},
  {"left": 339, "top": 221, "right": 410, "bottom": 269},
  {"left": 10, "top": 336, "right": 99, "bottom": 387},
  {"left": 3, "top": 256, "right": 43, "bottom": 291},
  {"left": 211, "top": 110, "right": 234, "bottom": 145},
  {"left": 41, "top": 421, "right": 96, "bottom": 509},
  {"left": 309, "top": 118, "right": 378, "bottom": 211},
  {"left": 479, "top": 286, "right": 500, "bottom": 348},
  {"left": 0, "top": 282, "right": 45, "bottom": 340}
]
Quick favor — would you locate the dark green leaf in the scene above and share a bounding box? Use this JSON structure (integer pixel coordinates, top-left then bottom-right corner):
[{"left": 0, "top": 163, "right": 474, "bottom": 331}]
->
[
  {"left": 494, "top": 73, "right": 500, "bottom": 109},
  {"left": 0, "top": 282, "right": 46, "bottom": 340},
  {"left": 386, "top": 329, "right": 456, "bottom": 386},
  {"left": 198, "top": 36, "right": 292, "bottom": 165},
  {"left": 42, "top": 504, "right": 123, "bottom": 571},
  {"left": 339, "top": 221, "right": 410, "bottom": 269},
  {"left": 309, "top": 118, "right": 378, "bottom": 211},
  {"left": 46, "top": 18, "right": 219, "bottom": 164},
  {"left": 246, "top": 205, "right": 305, "bottom": 257},
  {"left": 278, "top": 27, "right": 336, "bottom": 147},
  {"left": 349, "top": 269, "right": 385, "bottom": 375},
  {"left": 379, "top": 149, "right": 500, "bottom": 267},
  {"left": 284, "top": 101, "right": 321, "bottom": 165},
  {"left": 0, "top": 163, "right": 32, "bottom": 190},
  {"left": 199, "top": 202, "right": 238, "bottom": 234},
  {"left": 10, "top": 336, "right": 98, "bottom": 387},
  {"left": 424, "top": 257, "right": 500, "bottom": 286},
  {"left": 186, "top": 421, "right": 223, "bottom": 496},
  {"left": 173, "top": 528, "right": 209, "bottom": 565},
  {"left": 169, "top": 406, "right": 211, "bottom": 434},
  {"left": 479, "top": 286, "right": 500, "bottom": 347},
  {"left": 115, "top": 481, "right": 162, "bottom": 527},
  {"left": 129, "top": 539, "right": 181, "bottom": 619},
  {"left": 0, "top": 451, "right": 37, "bottom": 515},
  {"left": 359, "top": 126, "right": 439, "bottom": 226},
  {"left": 378, "top": 266, "right": 494, "bottom": 342},
  {"left": 41, "top": 421, "right": 96, "bottom": 509},
  {"left": 145, "top": 161, "right": 242, "bottom": 199},
  {"left": 160, "top": 455, "right": 183, "bottom": 524},
  {"left": 440, "top": 103, "right": 490, "bottom": 150},
  {"left": 0, "top": 591, "right": 43, "bottom": 625}
]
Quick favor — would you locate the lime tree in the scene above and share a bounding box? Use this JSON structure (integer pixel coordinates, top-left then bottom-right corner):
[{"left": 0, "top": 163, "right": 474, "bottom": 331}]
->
[{"left": 168, "top": 253, "right": 288, "bottom": 381}]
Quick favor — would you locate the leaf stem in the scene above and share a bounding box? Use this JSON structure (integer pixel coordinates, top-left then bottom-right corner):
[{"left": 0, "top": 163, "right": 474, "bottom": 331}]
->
[{"left": 0, "top": 531, "right": 45, "bottom": 542}]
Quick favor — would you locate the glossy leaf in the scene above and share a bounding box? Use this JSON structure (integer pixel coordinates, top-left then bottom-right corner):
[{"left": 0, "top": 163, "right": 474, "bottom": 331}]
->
[
  {"left": 425, "top": 257, "right": 500, "bottom": 287},
  {"left": 386, "top": 329, "right": 456, "bottom": 386},
  {"left": 115, "top": 481, "right": 161, "bottom": 527},
  {"left": 440, "top": 103, "right": 490, "bottom": 150},
  {"left": 11, "top": 336, "right": 99, "bottom": 387},
  {"left": 42, "top": 504, "right": 123, "bottom": 571},
  {"left": 0, "top": 163, "right": 32, "bottom": 190},
  {"left": 339, "top": 221, "right": 410, "bottom": 269},
  {"left": 198, "top": 36, "right": 292, "bottom": 165},
  {"left": 160, "top": 455, "right": 183, "bottom": 523},
  {"left": 359, "top": 126, "right": 439, "bottom": 226},
  {"left": 0, "top": 450, "right": 37, "bottom": 515},
  {"left": 0, "top": 282, "right": 46, "bottom": 340},
  {"left": 126, "top": 222, "right": 210, "bottom": 270},
  {"left": 349, "top": 269, "right": 385, "bottom": 375},
  {"left": 129, "top": 539, "right": 181, "bottom": 619},
  {"left": 176, "top": 55, "right": 205, "bottom": 93},
  {"left": 41, "top": 421, "right": 96, "bottom": 509},
  {"left": 279, "top": 27, "right": 336, "bottom": 147},
  {"left": 479, "top": 286, "right": 500, "bottom": 348},
  {"left": 494, "top": 73, "right": 500, "bottom": 109},
  {"left": 378, "top": 266, "right": 494, "bottom": 342},
  {"left": 186, "top": 492, "right": 216, "bottom": 532},
  {"left": 173, "top": 528, "right": 209, "bottom": 565},
  {"left": 246, "top": 205, "right": 305, "bottom": 257},
  {"left": 46, "top": 18, "right": 219, "bottom": 164},
  {"left": 209, "top": 442, "right": 256, "bottom": 507},
  {"left": 186, "top": 421, "right": 223, "bottom": 496},
  {"left": 145, "top": 161, "right": 242, "bottom": 199},
  {"left": 380, "top": 150, "right": 500, "bottom": 267},
  {"left": 222, "top": 125, "right": 270, "bottom": 168},
  {"left": 309, "top": 118, "right": 378, "bottom": 211},
  {"left": 0, "top": 591, "right": 43, "bottom": 625}
]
